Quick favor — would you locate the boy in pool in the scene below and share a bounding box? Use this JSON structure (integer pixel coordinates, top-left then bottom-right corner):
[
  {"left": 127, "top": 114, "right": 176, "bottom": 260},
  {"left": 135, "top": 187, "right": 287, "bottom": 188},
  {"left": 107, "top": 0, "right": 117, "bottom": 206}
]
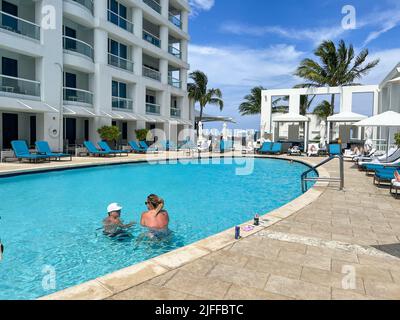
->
[{"left": 103, "top": 203, "right": 135, "bottom": 237}]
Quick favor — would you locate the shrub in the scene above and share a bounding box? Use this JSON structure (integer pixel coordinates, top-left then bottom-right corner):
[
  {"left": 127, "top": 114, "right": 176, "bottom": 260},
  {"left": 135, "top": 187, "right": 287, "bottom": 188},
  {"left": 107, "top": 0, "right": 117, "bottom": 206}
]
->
[
  {"left": 97, "top": 126, "right": 121, "bottom": 142},
  {"left": 135, "top": 129, "right": 150, "bottom": 142}
]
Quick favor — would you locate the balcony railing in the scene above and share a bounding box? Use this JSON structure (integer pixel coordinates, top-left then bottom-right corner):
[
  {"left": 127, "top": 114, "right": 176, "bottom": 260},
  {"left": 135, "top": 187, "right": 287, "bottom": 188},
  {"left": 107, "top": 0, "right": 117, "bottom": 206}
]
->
[
  {"left": 168, "top": 76, "right": 182, "bottom": 89},
  {"left": 108, "top": 53, "right": 134, "bottom": 72},
  {"left": 0, "top": 74, "right": 40, "bottom": 97},
  {"left": 112, "top": 96, "right": 133, "bottom": 110},
  {"left": 0, "top": 11, "right": 40, "bottom": 40},
  {"left": 63, "top": 36, "right": 94, "bottom": 60},
  {"left": 146, "top": 103, "right": 161, "bottom": 115},
  {"left": 107, "top": 10, "right": 133, "bottom": 34},
  {"left": 63, "top": 87, "right": 93, "bottom": 105},
  {"left": 170, "top": 107, "right": 181, "bottom": 118},
  {"left": 168, "top": 45, "right": 182, "bottom": 59},
  {"left": 71, "top": 0, "right": 94, "bottom": 13},
  {"left": 143, "top": 30, "right": 161, "bottom": 48},
  {"left": 169, "top": 13, "right": 182, "bottom": 29},
  {"left": 143, "top": 0, "right": 161, "bottom": 13},
  {"left": 143, "top": 66, "right": 161, "bottom": 81}
]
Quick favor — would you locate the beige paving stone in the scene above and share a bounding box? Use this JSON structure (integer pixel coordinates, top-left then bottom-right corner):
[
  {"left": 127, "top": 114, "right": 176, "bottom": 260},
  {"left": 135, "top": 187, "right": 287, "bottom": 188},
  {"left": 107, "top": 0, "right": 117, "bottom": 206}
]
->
[
  {"left": 148, "top": 270, "right": 179, "bottom": 287},
  {"left": 39, "top": 280, "right": 112, "bottom": 300},
  {"left": 306, "top": 246, "right": 359, "bottom": 264},
  {"left": 331, "top": 288, "right": 375, "bottom": 300},
  {"left": 224, "top": 284, "right": 293, "bottom": 300},
  {"left": 152, "top": 245, "right": 210, "bottom": 269},
  {"left": 244, "top": 256, "right": 302, "bottom": 280},
  {"left": 165, "top": 270, "right": 231, "bottom": 300},
  {"left": 265, "top": 275, "right": 331, "bottom": 300},
  {"left": 207, "top": 263, "right": 270, "bottom": 290},
  {"left": 110, "top": 284, "right": 188, "bottom": 300},
  {"left": 331, "top": 260, "right": 394, "bottom": 283},
  {"left": 180, "top": 258, "right": 216, "bottom": 276},
  {"left": 277, "top": 250, "right": 332, "bottom": 271},
  {"left": 202, "top": 250, "right": 250, "bottom": 268},
  {"left": 364, "top": 280, "right": 400, "bottom": 300}
]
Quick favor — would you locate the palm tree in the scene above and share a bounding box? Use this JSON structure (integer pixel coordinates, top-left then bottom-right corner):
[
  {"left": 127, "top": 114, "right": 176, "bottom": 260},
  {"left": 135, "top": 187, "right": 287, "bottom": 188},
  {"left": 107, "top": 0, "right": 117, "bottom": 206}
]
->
[
  {"left": 239, "top": 86, "right": 265, "bottom": 116},
  {"left": 187, "top": 71, "right": 224, "bottom": 132},
  {"left": 295, "top": 39, "right": 379, "bottom": 115},
  {"left": 313, "top": 100, "right": 332, "bottom": 122}
]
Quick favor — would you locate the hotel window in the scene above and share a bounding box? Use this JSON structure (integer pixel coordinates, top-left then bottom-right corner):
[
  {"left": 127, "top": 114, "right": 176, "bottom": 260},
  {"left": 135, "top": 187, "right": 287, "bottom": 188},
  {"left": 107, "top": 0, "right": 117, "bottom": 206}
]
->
[
  {"left": 112, "top": 81, "right": 127, "bottom": 98},
  {"left": 108, "top": 39, "right": 127, "bottom": 59},
  {"left": 108, "top": 0, "right": 128, "bottom": 30},
  {"left": 146, "top": 93, "right": 156, "bottom": 104},
  {"left": 2, "top": 1, "right": 18, "bottom": 31}
]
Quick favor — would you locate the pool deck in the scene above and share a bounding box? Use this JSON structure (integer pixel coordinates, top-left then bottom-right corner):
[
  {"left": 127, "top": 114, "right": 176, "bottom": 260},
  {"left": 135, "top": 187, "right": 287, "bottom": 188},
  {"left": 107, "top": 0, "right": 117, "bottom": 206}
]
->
[{"left": 2, "top": 152, "right": 400, "bottom": 300}]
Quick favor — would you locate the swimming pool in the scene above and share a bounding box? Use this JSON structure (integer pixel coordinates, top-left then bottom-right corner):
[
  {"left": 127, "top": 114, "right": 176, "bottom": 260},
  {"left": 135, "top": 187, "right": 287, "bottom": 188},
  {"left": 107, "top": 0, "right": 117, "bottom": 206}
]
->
[{"left": 0, "top": 157, "right": 316, "bottom": 300}]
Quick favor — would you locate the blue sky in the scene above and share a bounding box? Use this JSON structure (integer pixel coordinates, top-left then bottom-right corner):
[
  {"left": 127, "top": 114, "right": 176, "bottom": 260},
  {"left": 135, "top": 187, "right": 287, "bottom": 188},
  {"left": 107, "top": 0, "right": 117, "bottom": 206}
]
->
[{"left": 187, "top": 0, "right": 400, "bottom": 129}]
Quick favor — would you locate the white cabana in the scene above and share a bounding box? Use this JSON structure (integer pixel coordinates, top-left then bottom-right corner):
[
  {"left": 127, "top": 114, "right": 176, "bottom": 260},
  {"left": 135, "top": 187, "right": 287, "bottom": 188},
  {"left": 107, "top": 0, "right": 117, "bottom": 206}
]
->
[
  {"left": 272, "top": 113, "right": 310, "bottom": 151},
  {"left": 327, "top": 111, "right": 368, "bottom": 145},
  {"left": 355, "top": 111, "right": 400, "bottom": 157}
]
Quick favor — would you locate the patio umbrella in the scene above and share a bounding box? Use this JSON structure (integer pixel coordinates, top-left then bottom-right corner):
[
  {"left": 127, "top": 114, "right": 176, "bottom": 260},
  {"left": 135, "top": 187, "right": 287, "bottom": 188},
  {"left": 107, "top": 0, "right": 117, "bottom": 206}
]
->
[
  {"left": 355, "top": 111, "right": 400, "bottom": 160},
  {"left": 222, "top": 122, "right": 228, "bottom": 141},
  {"left": 319, "top": 121, "right": 326, "bottom": 148}
]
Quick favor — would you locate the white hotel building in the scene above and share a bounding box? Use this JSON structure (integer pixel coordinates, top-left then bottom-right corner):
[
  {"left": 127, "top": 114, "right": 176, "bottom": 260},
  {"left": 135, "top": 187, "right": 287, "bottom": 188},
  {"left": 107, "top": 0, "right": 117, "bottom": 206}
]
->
[{"left": 0, "top": 0, "right": 192, "bottom": 152}]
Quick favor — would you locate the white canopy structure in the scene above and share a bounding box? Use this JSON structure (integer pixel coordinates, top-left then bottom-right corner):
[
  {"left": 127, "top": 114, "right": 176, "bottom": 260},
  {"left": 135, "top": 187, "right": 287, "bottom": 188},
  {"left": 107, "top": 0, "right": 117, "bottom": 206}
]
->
[
  {"left": 273, "top": 113, "right": 310, "bottom": 150},
  {"left": 327, "top": 111, "right": 367, "bottom": 123},
  {"left": 195, "top": 110, "right": 236, "bottom": 123}
]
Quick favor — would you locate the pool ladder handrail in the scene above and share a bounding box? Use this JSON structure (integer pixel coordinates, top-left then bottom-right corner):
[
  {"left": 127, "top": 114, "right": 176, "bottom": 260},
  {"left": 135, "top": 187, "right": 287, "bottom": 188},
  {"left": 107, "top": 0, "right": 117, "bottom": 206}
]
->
[{"left": 301, "top": 155, "right": 344, "bottom": 193}]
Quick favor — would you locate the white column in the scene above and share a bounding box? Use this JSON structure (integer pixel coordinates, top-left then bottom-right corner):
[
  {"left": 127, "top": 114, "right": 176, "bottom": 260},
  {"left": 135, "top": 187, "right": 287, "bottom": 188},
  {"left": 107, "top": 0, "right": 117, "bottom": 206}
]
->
[
  {"left": 133, "top": 7, "right": 143, "bottom": 39},
  {"left": 289, "top": 94, "right": 300, "bottom": 114},
  {"left": 181, "top": 10, "right": 189, "bottom": 33},
  {"left": 261, "top": 93, "right": 272, "bottom": 135},
  {"left": 160, "top": 25, "right": 169, "bottom": 52},
  {"left": 181, "top": 68, "right": 187, "bottom": 90},
  {"left": 133, "top": 46, "right": 143, "bottom": 76},
  {"left": 181, "top": 39, "right": 188, "bottom": 62},
  {"left": 160, "top": 59, "right": 169, "bottom": 85},
  {"left": 94, "top": 0, "right": 107, "bottom": 20},
  {"left": 341, "top": 87, "right": 352, "bottom": 113},
  {"left": 160, "top": 0, "right": 169, "bottom": 18},
  {"left": 304, "top": 121, "right": 309, "bottom": 151},
  {"left": 94, "top": 29, "right": 108, "bottom": 65}
]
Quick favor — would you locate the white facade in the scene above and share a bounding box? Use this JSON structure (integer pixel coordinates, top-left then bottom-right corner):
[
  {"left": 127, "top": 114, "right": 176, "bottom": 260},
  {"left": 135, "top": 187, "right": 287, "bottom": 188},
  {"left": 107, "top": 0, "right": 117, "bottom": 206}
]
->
[{"left": 0, "top": 0, "right": 193, "bottom": 151}]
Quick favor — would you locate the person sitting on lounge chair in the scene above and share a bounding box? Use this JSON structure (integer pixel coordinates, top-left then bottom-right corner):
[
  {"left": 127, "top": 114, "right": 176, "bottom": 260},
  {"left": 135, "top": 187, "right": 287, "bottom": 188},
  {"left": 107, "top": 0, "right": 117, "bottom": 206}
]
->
[
  {"left": 307, "top": 144, "right": 319, "bottom": 157},
  {"left": 141, "top": 195, "right": 169, "bottom": 234},
  {"left": 103, "top": 203, "right": 135, "bottom": 237}
]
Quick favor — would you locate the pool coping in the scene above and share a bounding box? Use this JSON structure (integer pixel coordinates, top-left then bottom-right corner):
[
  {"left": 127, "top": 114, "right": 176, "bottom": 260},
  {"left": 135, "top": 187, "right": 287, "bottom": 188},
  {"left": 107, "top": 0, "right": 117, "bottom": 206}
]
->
[{"left": 29, "top": 155, "right": 330, "bottom": 300}]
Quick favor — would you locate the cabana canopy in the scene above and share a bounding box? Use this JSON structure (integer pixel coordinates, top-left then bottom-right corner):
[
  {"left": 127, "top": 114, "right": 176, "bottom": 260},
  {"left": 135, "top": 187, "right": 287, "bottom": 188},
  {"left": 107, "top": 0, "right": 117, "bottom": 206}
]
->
[
  {"left": 273, "top": 113, "right": 309, "bottom": 123},
  {"left": 327, "top": 112, "right": 368, "bottom": 123},
  {"left": 355, "top": 111, "right": 400, "bottom": 127}
]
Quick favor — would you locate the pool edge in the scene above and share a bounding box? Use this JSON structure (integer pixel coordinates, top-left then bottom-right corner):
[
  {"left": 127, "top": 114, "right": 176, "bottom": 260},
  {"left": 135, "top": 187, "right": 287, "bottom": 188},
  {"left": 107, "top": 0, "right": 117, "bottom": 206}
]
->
[{"left": 37, "top": 155, "right": 329, "bottom": 300}]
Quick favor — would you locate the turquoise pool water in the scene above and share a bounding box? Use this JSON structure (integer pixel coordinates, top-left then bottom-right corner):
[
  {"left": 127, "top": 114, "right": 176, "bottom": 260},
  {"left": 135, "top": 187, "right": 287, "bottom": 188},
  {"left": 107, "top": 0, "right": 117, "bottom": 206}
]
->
[{"left": 0, "top": 158, "right": 315, "bottom": 300}]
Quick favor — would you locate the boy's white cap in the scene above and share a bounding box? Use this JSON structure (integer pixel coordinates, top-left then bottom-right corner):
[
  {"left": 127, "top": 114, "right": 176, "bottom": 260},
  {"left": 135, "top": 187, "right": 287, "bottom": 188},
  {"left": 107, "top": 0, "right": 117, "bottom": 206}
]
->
[{"left": 107, "top": 203, "right": 123, "bottom": 213}]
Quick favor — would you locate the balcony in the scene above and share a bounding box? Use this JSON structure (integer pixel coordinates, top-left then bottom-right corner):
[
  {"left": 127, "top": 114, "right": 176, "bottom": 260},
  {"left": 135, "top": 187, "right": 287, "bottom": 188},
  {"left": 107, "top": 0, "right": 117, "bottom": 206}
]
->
[
  {"left": 168, "top": 45, "right": 182, "bottom": 59},
  {"left": 143, "top": 0, "right": 161, "bottom": 14},
  {"left": 0, "top": 74, "right": 40, "bottom": 97},
  {"left": 146, "top": 102, "right": 161, "bottom": 115},
  {"left": 170, "top": 107, "right": 181, "bottom": 118},
  {"left": 63, "top": 87, "right": 93, "bottom": 105},
  {"left": 112, "top": 96, "right": 133, "bottom": 110},
  {"left": 143, "top": 30, "right": 161, "bottom": 48},
  {"left": 71, "top": 0, "right": 94, "bottom": 13},
  {"left": 143, "top": 66, "right": 161, "bottom": 82},
  {"left": 168, "top": 76, "right": 182, "bottom": 89},
  {"left": 0, "top": 11, "right": 40, "bottom": 40},
  {"left": 108, "top": 53, "right": 134, "bottom": 72},
  {"left": 169, "top": 13, "right": 182, "bottom": 29},
  {"left": 63, "top": 36, "right": 94, "bottom": 60},
  {"left": 107, "top": 10, "right": 133, "bottom": 34}
]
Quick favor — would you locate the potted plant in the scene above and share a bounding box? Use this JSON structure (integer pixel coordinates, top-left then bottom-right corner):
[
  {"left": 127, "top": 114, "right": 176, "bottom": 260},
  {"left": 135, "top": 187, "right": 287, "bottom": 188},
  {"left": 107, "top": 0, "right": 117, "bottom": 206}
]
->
[
  {"left": 97, "top": 126, "right": 121, "bottom": 148},
  {"left": 135, "top": 129, "right": 151, "bottom": 143}
]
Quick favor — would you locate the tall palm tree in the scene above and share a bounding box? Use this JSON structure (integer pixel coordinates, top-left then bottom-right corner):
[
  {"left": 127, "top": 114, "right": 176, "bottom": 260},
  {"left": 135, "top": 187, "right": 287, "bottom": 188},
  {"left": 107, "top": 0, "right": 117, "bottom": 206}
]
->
[
  {"left": 313, "top": 100, "right": 332, "bottom": 122},
  {"left": 187, "top": 71, "right": 224, "bottom": 131},
  {"left": 295, "top": 39, "right": 379, "bottom": 115},
  {"left": 239, "top": 86, "right": 265, "bottom": 116}
]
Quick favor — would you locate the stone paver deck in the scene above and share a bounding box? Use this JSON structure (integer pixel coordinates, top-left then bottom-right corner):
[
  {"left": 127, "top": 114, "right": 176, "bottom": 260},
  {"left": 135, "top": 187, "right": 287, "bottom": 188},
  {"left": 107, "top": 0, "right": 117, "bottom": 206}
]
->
[{"left": 2, "top": 153, "right": 400, "bottom": 300}]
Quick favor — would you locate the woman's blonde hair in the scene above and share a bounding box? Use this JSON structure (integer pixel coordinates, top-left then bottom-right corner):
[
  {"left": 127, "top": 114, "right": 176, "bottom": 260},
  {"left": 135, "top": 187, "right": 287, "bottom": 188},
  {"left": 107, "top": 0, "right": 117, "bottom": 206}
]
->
[{"left": 147, "top": 194, "right": 164, "bottom": 216}]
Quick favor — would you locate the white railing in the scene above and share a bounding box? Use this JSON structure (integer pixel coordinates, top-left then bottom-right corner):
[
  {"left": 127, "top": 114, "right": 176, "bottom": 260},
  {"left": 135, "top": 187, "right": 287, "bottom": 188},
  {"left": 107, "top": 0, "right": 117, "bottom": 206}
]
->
[
  {"left": 0, "top": 74, "right": 40, "bottom": 96},
  {"left": 63, "top": 87, "right": 93, "bottom": 105},
  {"left": 107, "top": 10, "right": 133, "bottom": 33},
  {"left": 112, "top": 96, "right": 133, "bottom": 110},
  {"left": 143, "top": 0, "right": 161, "bottom": 13},
  {"left": 168, "top": 76, "right": 182, "bottom": 89},
  {"left": 71, "top": 0, "right": 94, "bottom": 13},
  {"left": 169, "top": 12, "right": 182, "bottom": 29},
  {"left": 143, "top": 29, "right": 161, "bottom": 48},
  {"left": 143, "top": 66, "right": 161, "bottom": 81},
  {"left": 168, "top": 45, "right": 182, "bottom": 59},
  {"left": 108, "top": 53, "right": 134, "bottom": 72},
  {"left": 63, "top": 36, "right": 94, "bottom": 60},
  {"left": 0, "top": 11, "right": 40, "bottom": 40},
  {"left": 170, "top": 107, "right": 181, "bottom": 118},
  {"left": 146, "top": 102, "right": 161, "bottom": 115}
]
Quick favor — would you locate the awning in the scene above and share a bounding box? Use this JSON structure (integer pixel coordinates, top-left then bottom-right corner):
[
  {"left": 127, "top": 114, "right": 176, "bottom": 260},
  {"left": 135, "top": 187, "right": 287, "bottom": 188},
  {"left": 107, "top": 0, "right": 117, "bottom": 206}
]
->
[
  {"left": 110, "top": 111, "right": 138, "bottom": 121},
  {"left": 273, "top": 113, "right": 310, "bottom": 122},
  {"left": 64, "top": 106, "right": 96, "bottom": 117},
  {"left": 327, "top": 112, "right": 368, "bottom": 123},
  {"left": 0, "top": 97, "right": 59, "bottom": 113},
  {"left": 388, "top": 76, "right": 400, "bottom": 83}
]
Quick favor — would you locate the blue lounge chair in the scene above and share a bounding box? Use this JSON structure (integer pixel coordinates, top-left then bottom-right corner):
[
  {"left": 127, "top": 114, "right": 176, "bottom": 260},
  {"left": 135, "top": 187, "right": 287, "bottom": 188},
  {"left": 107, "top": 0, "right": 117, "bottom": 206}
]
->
[
  {"left": 83, "top": 141, "right": 110, "bottom": 157},
  {"left": 374, "top": 167, "right": 400, "bottom": 186},
  {"left": 270, "top": 143, "right": 282, "bottom": 154},
  {"left": 139, "top": 141, "right": 158, "bottom": 153},
  {"left": 11, "top": 140, "right": 51, "bottom": 163},
  {"left": 128, "top": 141, "right": 146, "bottom": 153},
  {"left": 35, "top": 141, "right": 72, "bottom": 161},
  {"left": 159, "top": 140, "right": 177, "bottom": 151},
  {"left": 220, "top": 140, "right": 234, "bottom": 153},
  {"left": 329, "top": 144, "right": 342, "bottom": 156},
  {"left": 258, "top": 142, "right": 273, "bottom": 154},
  {"left": 98, "top": 141, "right": 129, "bottom": 157}
]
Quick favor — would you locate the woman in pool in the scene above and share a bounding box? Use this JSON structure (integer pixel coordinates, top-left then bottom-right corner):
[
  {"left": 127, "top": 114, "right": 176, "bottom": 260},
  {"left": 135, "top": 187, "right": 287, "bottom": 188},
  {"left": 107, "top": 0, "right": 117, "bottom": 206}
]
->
[{"left": 140, "top": 194, "right": 169, "bottom": 237}]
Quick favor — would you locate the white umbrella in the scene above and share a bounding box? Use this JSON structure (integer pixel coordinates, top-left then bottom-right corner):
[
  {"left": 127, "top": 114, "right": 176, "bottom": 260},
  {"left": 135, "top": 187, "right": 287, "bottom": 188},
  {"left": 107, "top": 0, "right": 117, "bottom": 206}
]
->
[
  {"left": 355, "top": 111, "right": 400, "bottom": 159},
  {"left": 319, "top": 121, "right": 326, "bottom": 148},
  {"left": 222, "top": 122, "right": 228, "bottom": 141}
]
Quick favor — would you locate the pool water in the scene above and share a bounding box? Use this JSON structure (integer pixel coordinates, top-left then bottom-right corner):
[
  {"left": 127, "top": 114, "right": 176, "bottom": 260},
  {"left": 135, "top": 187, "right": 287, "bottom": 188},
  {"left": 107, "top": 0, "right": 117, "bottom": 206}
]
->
[{"left": 0, "top": 158, "right": 315, "bottom": 300}]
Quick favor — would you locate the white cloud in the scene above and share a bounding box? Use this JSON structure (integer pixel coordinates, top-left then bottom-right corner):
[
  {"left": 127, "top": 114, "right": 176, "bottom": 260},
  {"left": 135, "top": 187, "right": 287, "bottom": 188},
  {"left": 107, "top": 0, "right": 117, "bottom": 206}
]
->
[
  {"left": 189, "top": 0, "right": 215, "bottom": 15},
  {"left": 220, "top": 23, "right": 347, "bottom": 45},
  {"left": 361, "top": 48, "right": 400, "bottom": 84}
]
